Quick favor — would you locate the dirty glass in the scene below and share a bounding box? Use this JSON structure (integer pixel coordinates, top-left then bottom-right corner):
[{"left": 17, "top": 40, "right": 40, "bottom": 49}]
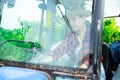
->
[{"left": 0, "top": 0, "right": 93, "bottom": 69}]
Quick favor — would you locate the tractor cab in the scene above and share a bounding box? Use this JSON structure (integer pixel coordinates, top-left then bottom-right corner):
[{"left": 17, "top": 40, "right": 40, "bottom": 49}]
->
[{"left": 0, "top": 0, "right": 105, "bottom": 80}]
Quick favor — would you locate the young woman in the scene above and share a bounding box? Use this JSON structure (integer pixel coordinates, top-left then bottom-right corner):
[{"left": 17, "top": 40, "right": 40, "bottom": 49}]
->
[{"left": 42, "top": 8, "right": 91, "bottom": 68}]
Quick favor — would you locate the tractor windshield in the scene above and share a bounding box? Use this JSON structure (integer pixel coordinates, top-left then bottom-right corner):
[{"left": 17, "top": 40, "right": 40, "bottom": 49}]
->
[{"left": 0, "top": 0, "right": 93, "bottom": 71}]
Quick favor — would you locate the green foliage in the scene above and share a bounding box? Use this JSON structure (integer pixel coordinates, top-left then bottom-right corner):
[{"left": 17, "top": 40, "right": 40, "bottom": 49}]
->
[
  {"left": 0, "top": 41, "right": 35, "bottom": 62},
  {"left": 103, "top": 18, "right": 120, "bottom": 44},
  {"left": 0, "top": 15, "right": 1, "bottom": 23},
  {"left": 0, "top": 20, "right": 36, "bottom": 62}
]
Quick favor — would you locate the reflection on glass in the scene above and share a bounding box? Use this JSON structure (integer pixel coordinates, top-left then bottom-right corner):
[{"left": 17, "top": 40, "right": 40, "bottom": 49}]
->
[{"left": 0, "top": 0, "right": 93, "bottom": 69}]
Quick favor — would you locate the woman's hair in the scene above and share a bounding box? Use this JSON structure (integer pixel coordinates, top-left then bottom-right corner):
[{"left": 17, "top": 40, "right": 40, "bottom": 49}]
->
[{"left": 66, "top": 7, "right": 91, "bottom": 18}]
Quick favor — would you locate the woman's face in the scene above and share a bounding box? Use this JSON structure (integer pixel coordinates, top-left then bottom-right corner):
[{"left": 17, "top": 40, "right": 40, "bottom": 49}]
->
[{"left": 69, "top": 16, "right": 85, "bottom": 31}]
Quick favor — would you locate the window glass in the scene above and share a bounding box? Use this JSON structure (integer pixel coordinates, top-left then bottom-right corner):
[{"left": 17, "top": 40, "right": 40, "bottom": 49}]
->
[{"left": 0, "top": 0, "right": 93, "bottom": 69}]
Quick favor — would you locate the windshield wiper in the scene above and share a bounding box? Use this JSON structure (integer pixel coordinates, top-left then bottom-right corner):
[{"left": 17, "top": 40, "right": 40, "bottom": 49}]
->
[
  {"left": 54, "top": 0, "right": 74, "bottom": 33},
  {"left": 0, "top": 39, "right": 42, "bottom": 49}
]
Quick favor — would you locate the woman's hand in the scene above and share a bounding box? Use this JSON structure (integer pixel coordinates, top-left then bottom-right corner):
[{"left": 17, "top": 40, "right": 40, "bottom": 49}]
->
[{"left": 80, "top": 63, "right": 88, "bottom": 69}]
